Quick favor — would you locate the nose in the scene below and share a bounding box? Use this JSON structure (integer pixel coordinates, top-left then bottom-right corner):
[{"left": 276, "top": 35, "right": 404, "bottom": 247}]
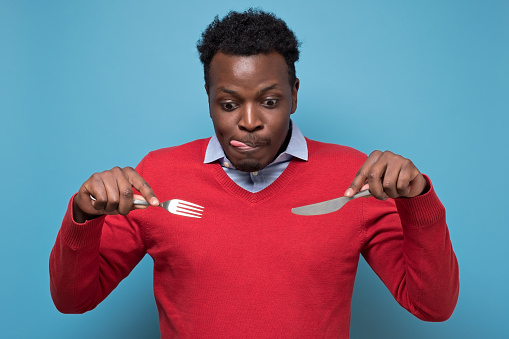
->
[{"left": 238, "top": 104, "right": 263, "bottom": 132}]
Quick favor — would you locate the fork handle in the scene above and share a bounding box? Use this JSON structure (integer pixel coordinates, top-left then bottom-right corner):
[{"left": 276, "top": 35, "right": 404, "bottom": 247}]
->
[
  {"left": 133, "top": 199, "right": 150, "bottom": 206},
  {"left": 92, "top": 195, "right": 151, "bottom": 206}
]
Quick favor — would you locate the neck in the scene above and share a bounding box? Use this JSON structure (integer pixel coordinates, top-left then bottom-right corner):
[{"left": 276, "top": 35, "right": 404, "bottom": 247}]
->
[{"left": 273, "top": 121, "right": 293, "bottom": 162}]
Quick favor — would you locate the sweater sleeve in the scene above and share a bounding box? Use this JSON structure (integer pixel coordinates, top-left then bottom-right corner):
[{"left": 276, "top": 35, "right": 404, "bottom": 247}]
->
[
  {"left": 49, "top": 196, "right": 147, "bottom": 314},
  {"left": 360, "top": 176, "right": 459, "bottom": 321}
]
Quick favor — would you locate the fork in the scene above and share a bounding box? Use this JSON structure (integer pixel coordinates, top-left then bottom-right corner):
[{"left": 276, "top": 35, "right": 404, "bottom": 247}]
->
[{"left": 133, "top": 198, "right": 204, "bottom": 218}]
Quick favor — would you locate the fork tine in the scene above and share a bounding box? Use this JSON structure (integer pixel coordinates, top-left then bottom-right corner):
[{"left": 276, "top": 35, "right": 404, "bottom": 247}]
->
[
  {"left": 173, "top": 210, "right": 202, "bottom": 218},
  {"left": 177, "top": 204, "right": 203, "bottom": 212},
  {"left": 165, "top": 199, "right": 204, "bottom": 218},
  {"left": 175, "top": 200, "right": 204, "bottom": 209},
  {"left": 175, "top": 206, "right": 203, "bottom": 216}
]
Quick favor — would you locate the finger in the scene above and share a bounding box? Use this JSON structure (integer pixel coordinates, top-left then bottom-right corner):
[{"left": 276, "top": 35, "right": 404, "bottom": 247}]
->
[
  {"left": 99, "top": 167, "right": 133, "bottom": 214},
  {"left": 395, "top": 159, "right": 415, "bottom": 197},
  {"left": 406, "top": 171, "right": 428, "bottom": 198},
  {"left": 75, "top": 183, "right": 102, "bottom": 216},
  {"left": 116, "top": 174, "right": 135, "bottom": 215},
  {"left": 86, "top": 173, "right": 109, "bottom": 213},
  {"left": 382, "top": 156, "right": 402, "bottom": 199},
  {"left": 367, "top": 155, "right": 389, "bottom": 201},
  {"left": 345, "top": 151, "right": 382, "bottom": 197},
  {"left": 124, "top": 167, "right": 159, "bottom": 206}
]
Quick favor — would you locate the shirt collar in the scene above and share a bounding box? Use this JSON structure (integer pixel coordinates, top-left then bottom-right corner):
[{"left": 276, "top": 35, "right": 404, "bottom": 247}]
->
[{"left": 204, "top": 120, "right": 308, "bottom": 165}]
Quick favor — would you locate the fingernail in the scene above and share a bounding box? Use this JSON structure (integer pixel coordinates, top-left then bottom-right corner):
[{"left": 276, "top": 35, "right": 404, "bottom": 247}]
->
[
  {"left": 151, "top": 197, "right": 159, "bottom": 205},
  {"left": 344, "top": 188, "right": 354, "bottom": 197}
]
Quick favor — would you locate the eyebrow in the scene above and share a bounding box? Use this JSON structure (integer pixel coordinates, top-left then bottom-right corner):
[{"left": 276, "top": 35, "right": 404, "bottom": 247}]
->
[
  {"left": 218, "top": 84, "right": 279, "bottom": 96},
  {"left": 257, "top": 84, "right": 278, "bottom": 95}
]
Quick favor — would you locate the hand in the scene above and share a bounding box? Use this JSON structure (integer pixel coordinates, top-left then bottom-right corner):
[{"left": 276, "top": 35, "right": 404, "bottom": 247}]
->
[
  {"left": 344, "top": 150, "right": 428, "bottom": 200},
  {"left": 73, "top": 166, "right": 159, "bottom": 223}
]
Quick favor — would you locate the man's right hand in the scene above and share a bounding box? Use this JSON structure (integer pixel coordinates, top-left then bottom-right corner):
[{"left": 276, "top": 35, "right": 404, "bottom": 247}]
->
[{"left": 73, "top": 166, "right": 159, "bottom": 223}]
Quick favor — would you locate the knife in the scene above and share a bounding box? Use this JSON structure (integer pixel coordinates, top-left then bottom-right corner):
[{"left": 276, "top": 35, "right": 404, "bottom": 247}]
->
[{"left": 291, "top": 189, "right": 372, "bottom": 216}]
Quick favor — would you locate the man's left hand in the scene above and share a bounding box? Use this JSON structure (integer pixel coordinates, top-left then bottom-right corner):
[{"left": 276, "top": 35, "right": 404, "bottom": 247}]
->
[{"left": 344, "top": 150, "right": 428, "bottom": 200}]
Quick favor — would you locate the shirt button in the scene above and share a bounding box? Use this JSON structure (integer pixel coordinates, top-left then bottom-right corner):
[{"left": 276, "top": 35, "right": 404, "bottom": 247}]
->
[
  {"left": 252, "top": 171, "right": 258, "bottom": 176},
  {"left": 223, "top": 162, "right": 230, "bottom": 168}
]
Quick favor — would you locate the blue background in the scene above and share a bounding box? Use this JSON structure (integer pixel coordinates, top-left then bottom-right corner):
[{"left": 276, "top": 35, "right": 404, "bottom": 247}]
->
[{"left": 1, "top": 0, "right": 508, "bottom": 338}]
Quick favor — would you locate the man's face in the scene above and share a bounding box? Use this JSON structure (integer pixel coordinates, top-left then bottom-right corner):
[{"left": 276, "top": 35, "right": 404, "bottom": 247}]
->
[{"left": 207, "top": 52, "right": 299, "bottom": 172}]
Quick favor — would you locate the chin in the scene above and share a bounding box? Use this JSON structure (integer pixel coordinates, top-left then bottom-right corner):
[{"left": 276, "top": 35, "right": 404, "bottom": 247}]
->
[{"left": 233, "top": 159, "right": 266, "bottom": 172}]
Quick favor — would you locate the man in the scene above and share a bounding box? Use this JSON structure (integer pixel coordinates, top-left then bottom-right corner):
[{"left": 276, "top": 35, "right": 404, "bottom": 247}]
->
[{"left": 50, "top": 9, "right": 459, "bottom": 338}]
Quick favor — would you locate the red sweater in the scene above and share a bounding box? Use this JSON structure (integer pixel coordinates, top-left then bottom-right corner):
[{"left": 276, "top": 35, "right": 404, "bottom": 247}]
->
[{"left": 50, "top": 138, "right": 459, "bottom": 338}]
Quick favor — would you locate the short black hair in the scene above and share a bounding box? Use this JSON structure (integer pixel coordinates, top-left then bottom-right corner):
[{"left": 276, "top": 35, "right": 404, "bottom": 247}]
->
[{"left": 197, "top": 8, "right": 300, "bottom": 89}]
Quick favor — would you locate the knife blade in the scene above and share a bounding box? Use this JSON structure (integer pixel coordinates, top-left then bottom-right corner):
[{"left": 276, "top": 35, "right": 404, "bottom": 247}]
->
[{"left": 291, "top": 189, "right": 372, "bottom": 216}]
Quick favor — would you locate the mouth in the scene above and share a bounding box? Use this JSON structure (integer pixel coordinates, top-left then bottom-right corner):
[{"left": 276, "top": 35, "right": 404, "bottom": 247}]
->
[
  {"left": 230, "top": 140, "right": 260, "bottom": 152},
  {"left": 229, "top": 138, "right": 269, "bottom": 152}
]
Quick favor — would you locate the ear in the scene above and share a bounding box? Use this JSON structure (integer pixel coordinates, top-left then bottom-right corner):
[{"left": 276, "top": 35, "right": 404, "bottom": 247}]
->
[
  {"left": 205, "top": 84, "right": 210, "bottom": 99},
  {"left": 290, "top": 78, "right": 300, "bottom": 114},
  {"left": 205, "top": 84, "right": 212, "bottom": 117}
]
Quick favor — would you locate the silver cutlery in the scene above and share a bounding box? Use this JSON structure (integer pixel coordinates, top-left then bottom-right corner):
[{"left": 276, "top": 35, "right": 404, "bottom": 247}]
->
[
  {"left": 291, "top": 189, "right": 372, "bottom": 216},
  {"left": 90, "top": 194, "right": 204, "bottom": 218},
  {"left": 133, "top": 198, "right": 204, "bottom": 218}
]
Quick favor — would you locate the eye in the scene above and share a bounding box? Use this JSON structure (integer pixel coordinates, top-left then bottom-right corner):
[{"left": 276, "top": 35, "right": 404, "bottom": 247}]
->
[
  {"left": 262, "top": 99, "right": 278, "bottom": 108},
  {"left": 221, "top": 102, "right": 238, "bottom": 111}
]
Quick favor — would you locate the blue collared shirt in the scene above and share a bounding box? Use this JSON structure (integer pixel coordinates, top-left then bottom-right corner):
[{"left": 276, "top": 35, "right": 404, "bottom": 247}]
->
[{"left": 204, "top": 121, "right": 308, "bottom": 193}]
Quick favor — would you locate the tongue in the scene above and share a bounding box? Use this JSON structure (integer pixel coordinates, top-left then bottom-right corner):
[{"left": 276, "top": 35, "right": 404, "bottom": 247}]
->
[{"left": 230, "top": 140, "right": 249, "bottom": 147}]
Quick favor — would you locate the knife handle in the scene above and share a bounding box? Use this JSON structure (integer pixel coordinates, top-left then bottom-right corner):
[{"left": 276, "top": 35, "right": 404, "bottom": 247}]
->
[{"left": 352, "top": 189, "right": 372, "bottom": 199}]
